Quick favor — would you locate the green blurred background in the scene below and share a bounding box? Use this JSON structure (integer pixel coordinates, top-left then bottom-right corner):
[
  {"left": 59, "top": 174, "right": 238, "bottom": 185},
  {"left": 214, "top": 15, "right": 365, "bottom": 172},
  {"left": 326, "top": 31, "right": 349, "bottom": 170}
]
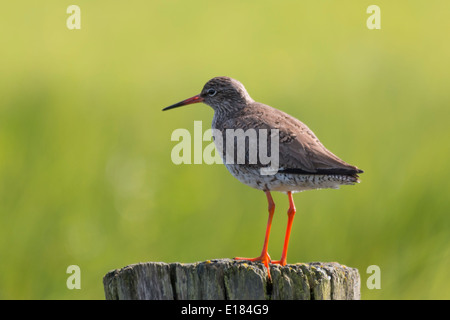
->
[{"left": 0, "top": 1, "right": 449, "bottom": 299}]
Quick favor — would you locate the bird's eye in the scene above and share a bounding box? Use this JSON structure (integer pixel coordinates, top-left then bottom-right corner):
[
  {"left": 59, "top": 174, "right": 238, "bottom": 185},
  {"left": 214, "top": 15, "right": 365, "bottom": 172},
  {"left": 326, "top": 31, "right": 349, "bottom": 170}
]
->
[{"left": 207, "top": 88, "right": 217, "bottom": 97}]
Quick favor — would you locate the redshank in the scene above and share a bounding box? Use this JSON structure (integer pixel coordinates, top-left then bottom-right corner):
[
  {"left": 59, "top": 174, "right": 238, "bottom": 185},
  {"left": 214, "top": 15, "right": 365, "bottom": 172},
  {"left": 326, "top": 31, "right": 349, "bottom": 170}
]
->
[{"left": 163, "top": 76, "right": 363, "bottom": 277}]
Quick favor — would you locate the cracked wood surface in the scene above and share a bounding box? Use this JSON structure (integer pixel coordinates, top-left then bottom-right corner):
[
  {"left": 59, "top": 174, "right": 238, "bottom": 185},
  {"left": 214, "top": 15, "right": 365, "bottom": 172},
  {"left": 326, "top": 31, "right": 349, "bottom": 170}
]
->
[{"left": 103, "top": 259, "right": 360, "bottom": 300}]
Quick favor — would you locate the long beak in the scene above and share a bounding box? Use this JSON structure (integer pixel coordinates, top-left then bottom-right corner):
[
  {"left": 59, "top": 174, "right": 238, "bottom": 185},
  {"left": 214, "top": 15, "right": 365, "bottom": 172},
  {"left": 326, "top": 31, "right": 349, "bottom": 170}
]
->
[{"left": 162, "top": 94, "right": 204, "bottom": 111}]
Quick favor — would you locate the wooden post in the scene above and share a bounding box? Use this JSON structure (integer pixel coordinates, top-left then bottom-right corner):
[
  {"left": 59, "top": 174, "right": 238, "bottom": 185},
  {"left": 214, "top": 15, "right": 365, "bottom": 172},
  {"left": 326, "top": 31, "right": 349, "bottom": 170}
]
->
[{"left": 103, "top": 259, "right": 360, "bottom": 300}]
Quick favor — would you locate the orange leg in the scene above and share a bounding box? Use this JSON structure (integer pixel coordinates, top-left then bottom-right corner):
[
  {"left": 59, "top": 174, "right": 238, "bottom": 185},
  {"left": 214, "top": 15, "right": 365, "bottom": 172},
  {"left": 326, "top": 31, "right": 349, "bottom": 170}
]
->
[
  {"left": 272, "top": 191, "right": 296, "bottom": 266},
  {"left": 235, "top": 191, "right": 275, "bottom": 276}
]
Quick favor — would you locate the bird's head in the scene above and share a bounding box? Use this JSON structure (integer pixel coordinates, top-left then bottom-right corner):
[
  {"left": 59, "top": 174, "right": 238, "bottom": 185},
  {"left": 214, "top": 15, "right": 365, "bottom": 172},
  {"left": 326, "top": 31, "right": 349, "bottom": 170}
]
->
[{"left": 163, "top": 76, "right": 253, "bottom": 113}]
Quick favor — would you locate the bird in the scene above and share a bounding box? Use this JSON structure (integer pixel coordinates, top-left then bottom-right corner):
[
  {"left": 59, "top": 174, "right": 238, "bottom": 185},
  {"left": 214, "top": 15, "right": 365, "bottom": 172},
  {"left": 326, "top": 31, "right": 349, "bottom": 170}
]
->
[{"left": 163, "top": 76, "right": 363, "bottom": 278}]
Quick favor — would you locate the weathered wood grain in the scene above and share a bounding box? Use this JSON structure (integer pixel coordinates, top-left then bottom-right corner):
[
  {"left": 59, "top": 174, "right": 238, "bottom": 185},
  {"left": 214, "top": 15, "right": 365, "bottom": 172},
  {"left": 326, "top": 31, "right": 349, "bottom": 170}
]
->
[{"left": 103, "top": 259, "right": 360, "bottom": 300}]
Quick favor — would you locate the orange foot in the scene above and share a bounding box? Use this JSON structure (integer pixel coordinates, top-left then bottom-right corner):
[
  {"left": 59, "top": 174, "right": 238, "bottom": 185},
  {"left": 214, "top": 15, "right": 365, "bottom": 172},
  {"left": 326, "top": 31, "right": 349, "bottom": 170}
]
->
[
  {"left": 271, "top": 258, "right": 287, "bottom": 266},
  {"left": 234, "top": 252, "right": 272, "bottom": 279}
]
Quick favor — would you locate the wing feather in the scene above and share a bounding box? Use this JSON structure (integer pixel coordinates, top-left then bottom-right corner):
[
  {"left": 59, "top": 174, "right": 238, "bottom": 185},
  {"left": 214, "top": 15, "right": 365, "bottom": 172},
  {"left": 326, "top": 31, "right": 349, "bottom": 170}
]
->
[{"left": 217, "top": 102, "right": 363, "bottom": 176}]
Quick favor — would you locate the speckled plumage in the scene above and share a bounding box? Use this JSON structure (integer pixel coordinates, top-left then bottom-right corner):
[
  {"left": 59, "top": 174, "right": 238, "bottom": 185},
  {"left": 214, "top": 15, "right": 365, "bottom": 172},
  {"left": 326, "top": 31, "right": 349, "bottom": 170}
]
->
[{"left": 199, "top": 77, "right": 363, "bottom": 193}]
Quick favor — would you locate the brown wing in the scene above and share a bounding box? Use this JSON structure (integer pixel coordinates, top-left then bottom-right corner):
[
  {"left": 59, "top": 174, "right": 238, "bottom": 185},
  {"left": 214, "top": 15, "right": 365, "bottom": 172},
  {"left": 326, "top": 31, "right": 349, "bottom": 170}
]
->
[{"left": 221, "top": 102, "right": 363, "bottom": 176}]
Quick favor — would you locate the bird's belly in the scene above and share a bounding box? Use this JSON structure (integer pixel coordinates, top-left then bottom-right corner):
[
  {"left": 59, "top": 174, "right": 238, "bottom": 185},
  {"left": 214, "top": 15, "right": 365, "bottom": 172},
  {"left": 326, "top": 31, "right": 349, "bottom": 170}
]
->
[{"left": 224, "top": 164, "right": 358, "bottom": 193}]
